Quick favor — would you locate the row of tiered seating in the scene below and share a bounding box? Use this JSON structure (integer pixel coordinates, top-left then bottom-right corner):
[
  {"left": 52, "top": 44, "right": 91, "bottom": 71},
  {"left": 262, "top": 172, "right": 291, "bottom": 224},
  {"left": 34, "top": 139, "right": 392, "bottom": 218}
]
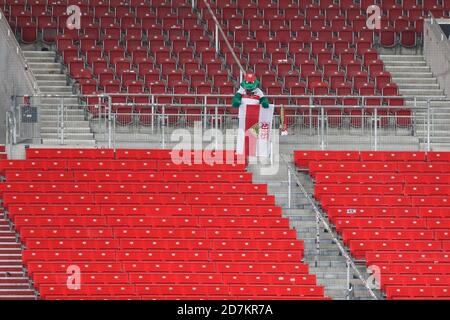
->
[
  {"left": 295, "top": 150, "right": 450, "bottom": 299},
  {"left": 2, "top": 1, "right": 415, "bottom": 116},
  {"left": 2, "top": 0, "right": 237, "bottom": 102},
  {"left": 0, "top": 148, "right": 326, "bottom": 300}
]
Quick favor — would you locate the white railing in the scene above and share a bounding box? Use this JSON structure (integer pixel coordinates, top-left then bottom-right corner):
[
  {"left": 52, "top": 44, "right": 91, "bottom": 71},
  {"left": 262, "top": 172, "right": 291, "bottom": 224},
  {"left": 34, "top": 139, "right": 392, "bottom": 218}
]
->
[
  {"left": 281, "top": 155, "right": 380, "bottom": 300},
  {"left": 7, "top": 93, "right": 446, "bottom": 150}
]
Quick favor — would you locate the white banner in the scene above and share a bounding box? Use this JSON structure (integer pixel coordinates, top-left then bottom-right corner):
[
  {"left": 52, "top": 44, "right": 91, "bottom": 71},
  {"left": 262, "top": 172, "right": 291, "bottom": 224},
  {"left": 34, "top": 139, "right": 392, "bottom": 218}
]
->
[{"left": 236, "top": 103, "right": 275, "bottom": 158}]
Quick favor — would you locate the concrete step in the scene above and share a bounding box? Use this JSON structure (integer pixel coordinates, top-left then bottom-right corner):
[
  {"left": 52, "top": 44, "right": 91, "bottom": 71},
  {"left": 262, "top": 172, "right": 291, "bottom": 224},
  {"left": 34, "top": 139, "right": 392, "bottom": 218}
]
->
[
  {"left": 310, "top": 271, "right": 348, "bottom": 279},
  {"left": 41, "top": 127, "right": 93, "bottom": 134},
  {"left": 42, "top": 139, "right": 96, "bottom": 146},
  {"left": 29, "top": 68, "right": 62, "bottom": 75},
  {"left": 392, "top": 77, "right": 438, "bottom": 84},
  {"left": 41, "top": 133, "right": 94, "bottom": 139},
  {"left": 302, "top": 239, "right": 337, "bottom": 247},
  {"left": 40, "top": 104, "right": 84, "bottom": 110},
  {"left": 283, "top": 209, "right": 316, "bottom": 217},
  {"left": 35, "top": 74, "right": 67, "bottom": 81},
  {"left": 428, "top": 143, "right": 450, "bottom": 151},
  {"left": 23, "top": 51, "right": 56, "bottom": 58},
  {"left": 40, "top": 97, "right": 78, "bottom": 104},
  {"left": 0, "top": 255, "right": 22, "bottom": 260},
  {"left": 36, "top": 80, "right": 69, "bottom": 87},
  {"left": 304, "top": 260, "right": 347, "bottom": 268},
  {"left": 0, "top": 236, "right": 16, "bottom": 241},
  {"left": 417, "top": 130, "right": 450, "bottom": 136},
  {"left": 0, "top": 289, "right": 36, "bottom": 295},
  {"left": 0, "top": 295, "right": 37, "bottom": 300},
  {"left": 0, "top": 278, "right": 29, "bottom": 284},
  {"left": 380, "top": 55, "right": 424, "bottom": 61},
  {"left": 383, "top": 60, "right": 427, "bottom": 67},
  {"left": 421, "top": 136, "right": 450, "bottom": 143},
  {"left": 0, "top": 284, "right": 32, "bottom": 290},
  {"left": 304, "top": 249, "right": 341, "bottom": 256},
  {"left": 399, "top": 88, "right": 444, "bottom": 95},
  {"left": 25, "top": 57, "right": 55, "bottom": 63},
  {"left": 299, "top": 232, "right": 335, "bottom": 240},
  {"left": 29, "top": 62, "right": 61, "bottom": 68},
  {"left": 41, "top": 115, "right": 86, "bottom": 121},
  {"left": 384, "top": 65, "right": 430, "bottom": 72},
  {"left": 391, "top": 71, "right": 434, "bottom": 78},
  {"left": 0, "top": 242, "right": 21, "bottom": 248},
  {"left": 316, "top": 278, "right": 365, "bottom": 287},
  {"left": 0, "top": 266, "right": 25, "bottom": 272},
  {"left": 40, "top": 120, "right": 90, "bottom": 127},
  {"left": 39, "top": 87, "right": 73, "bottom": 94},
  {"left": 397, "top": 83, "right": 441, "bottom": 90},
  {"left": 40, "top": 109, "right": 85, "bottom": 116},
  {"left": 324, "top": 288, "right": 374, "bottom": 299},
  {"left": 0, "top": 249, "right": 22, "bottom": 255},
  {"left": 414, "top": 110, "right": 450, "bottom": 116}
]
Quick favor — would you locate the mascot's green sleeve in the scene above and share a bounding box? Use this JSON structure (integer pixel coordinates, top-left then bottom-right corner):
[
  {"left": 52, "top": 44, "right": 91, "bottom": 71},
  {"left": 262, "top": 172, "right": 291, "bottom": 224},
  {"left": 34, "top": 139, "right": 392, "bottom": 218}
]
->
[{"left": 232, "top": 74, "right": 269, "bottom": 109}]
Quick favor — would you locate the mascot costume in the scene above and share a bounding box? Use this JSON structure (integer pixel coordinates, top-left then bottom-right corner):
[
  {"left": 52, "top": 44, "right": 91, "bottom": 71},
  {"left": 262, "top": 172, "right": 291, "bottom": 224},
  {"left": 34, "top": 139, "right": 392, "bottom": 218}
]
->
[
  {"left": 232, "top": 74, "right": 274, "bottom": 159},
  {"left": 232, "top": 73, "right": 269, "bottom": 109}
]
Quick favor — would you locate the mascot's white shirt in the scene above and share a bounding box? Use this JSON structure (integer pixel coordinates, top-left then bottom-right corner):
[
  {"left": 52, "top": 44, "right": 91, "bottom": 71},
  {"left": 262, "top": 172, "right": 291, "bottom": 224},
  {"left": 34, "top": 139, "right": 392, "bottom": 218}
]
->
[{"left": 237, "top": 87, "right": 265, "bottom": 106}]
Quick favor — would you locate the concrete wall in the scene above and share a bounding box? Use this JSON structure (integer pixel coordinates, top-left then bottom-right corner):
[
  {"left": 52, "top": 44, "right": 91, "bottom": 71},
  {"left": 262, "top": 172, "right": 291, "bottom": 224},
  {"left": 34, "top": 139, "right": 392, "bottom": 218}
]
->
[
  {"left": 0, "top": 11, "right": 38, "bottom": 144},
  {"left": 424, "top": 18, "right": 450, "bottom": 98}
]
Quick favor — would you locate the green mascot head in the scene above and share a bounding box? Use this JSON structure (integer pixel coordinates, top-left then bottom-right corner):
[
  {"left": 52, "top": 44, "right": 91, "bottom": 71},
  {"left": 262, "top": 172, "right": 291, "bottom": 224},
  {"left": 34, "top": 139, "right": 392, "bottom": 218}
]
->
[
  {"left": 241, "top": 73, "right": 260, "bottom": 92},
  {"left": 232, "top": 73, "right": 269, "bottom": 109}
]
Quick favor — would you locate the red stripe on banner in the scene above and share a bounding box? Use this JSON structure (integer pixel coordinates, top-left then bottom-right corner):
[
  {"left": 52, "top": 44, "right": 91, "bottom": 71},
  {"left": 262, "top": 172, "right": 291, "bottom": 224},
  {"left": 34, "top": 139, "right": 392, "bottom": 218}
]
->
[
  {"left": 245, "top": 105, "right": 260, "bottom": 131},
  {"left": 244, "top": 105, "right": 261, "bottom": 157},
  {"left": 241, "top": 95, "right": 261, "bottom": 100}
]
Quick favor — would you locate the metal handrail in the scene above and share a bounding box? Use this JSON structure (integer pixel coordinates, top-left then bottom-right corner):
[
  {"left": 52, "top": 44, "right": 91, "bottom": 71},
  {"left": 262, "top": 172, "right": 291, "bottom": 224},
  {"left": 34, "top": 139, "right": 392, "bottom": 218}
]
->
[
  {"left": 14, "top": 93, "right": 440, "bottom": 100},
  {"left": 280, "top": 154, "right": 380, "bottom": 300},
  {"left": 14, "top": 93, "right": 442, "bottom": 111}
]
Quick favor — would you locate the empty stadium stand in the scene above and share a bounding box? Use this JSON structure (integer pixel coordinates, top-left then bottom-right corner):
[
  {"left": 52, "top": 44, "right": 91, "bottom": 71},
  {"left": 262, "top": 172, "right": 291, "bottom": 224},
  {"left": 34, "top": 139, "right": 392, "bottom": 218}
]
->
[
  {"left": 1, "top": 0, "right": 450, "bottom": 302},
  {"left": 0, "top": 148, "right": 327, "bottom": 300},
  {"left": 2, "top": 0, "right": 433, "bottom": 127},
  {"left": 295, "top": 150, "right": 450, "bottom": 300}
]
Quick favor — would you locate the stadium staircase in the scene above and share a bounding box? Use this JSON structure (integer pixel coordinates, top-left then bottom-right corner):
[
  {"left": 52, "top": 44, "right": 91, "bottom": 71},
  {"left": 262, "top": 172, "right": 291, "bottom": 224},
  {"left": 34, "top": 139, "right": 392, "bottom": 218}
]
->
[
  {"left": 0, "top": 146, "right": 38, "bottom": 300},
  {"left": 380, "top": 54, "right": 450, "bottom": 150},
  {"left": 294, "top": 150, "right": 450, "bottom": 300},
  {"left": 22, "top": 50, "right": 95, "bottom": 146},
  {"left": 0, "top": 211, "right": 37, "bottom": 300},
  {"left": 249, "top": 160, "right": 377, "bottom": 300}
]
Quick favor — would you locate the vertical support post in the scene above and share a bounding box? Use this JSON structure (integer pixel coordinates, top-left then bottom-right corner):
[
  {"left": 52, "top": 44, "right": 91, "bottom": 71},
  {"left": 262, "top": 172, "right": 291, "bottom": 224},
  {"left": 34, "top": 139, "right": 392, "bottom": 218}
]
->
[
  {"left": 346, "top": 259, "right": 351, "bottom": 300},
  {"left": 287, "top": 169, "right": 291, "bottom": 209},
  {"left": 427, "top": 99, "right": 431, "bottom": 152},
  {"left": 13, "top": 96, "right": 17, "bottom": 144},
  {"left": 203, "top": 96, "right": 207, "bottom": 129},
  {"left": 60, "top": 97, "right": 65, "bottom": 145},
  {"left": 361, "top": 97, "right": 365, "bottom": 136},
  {"left": 107, "top": 95, "right": 112, "bottom": 149},
  {"left": 162, "top": 105, "right": 166, "bottom": 149},
  {"left": 112, "top": 113, "right": 116, "bottom": 150},
  {"left": 320, "top": 107, "right": 325, "bottom": 150},
  {"left": 151, "top": 95, "right": 154, "bottom": 133},
  {"left": 215, "top": 24, "right": 219, "bottom": 52},
  {"left": 309, "top": 97, "right": 313, "bottom": 136},
  {"left": 315, "top": 212, "right": 320, "bottom": 267},
  {"left": 374, "top": 107, "right": 378, "bottom": 151},
  {"left": 215, "top": 106, "right": 219, "bottom": 150}
]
